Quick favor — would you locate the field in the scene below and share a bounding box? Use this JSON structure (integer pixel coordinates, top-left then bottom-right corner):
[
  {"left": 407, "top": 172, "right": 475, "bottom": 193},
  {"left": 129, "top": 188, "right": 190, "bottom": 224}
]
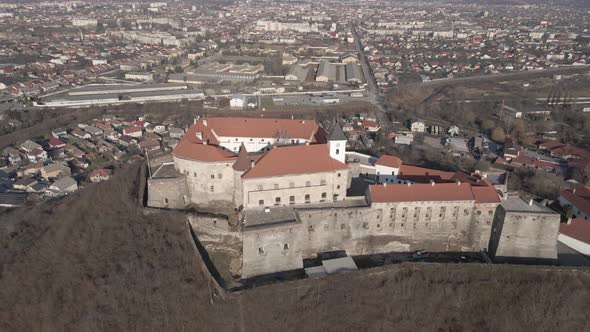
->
[{"left": 1, "top": 160, "right": 590, "bottom": 331}]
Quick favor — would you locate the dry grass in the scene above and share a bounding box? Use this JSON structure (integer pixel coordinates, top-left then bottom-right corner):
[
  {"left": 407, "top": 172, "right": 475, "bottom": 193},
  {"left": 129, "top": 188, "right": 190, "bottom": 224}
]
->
[{"left": 1, "top": 161, "right": 589, "bottom": 331}]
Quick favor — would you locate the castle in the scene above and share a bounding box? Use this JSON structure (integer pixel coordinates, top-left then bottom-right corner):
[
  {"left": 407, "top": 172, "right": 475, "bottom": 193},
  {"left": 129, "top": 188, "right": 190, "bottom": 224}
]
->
[{"left": 148, "top": 117, "right": 560, "bottom": 278}]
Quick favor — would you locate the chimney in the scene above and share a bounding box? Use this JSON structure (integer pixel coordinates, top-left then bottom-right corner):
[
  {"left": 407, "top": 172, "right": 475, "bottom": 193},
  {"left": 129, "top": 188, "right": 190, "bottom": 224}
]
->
[
  {"left": 203, "top": 119, "right": 208, "bottom": 126},
  {"left": 196, "top": 131, "right": 203, "bottom": 140},
  {"left": 291, "top": 115, "right": 294, "bottom": 119},
  {"left": 573, "top": 188, "right": 576, "bottom": 194},
  {"left": 301, "top": 120, "right": 305, "bottom": 124},
  {"left": 457, "top": 181, "right": 461, "bottom": 186},
  {"left": 430, "top": 180, "right": 435, "bottom": 186},
  {"left": 250, "top": 160, "right": 255, "bottom": 168},
  {"left": 567, "top": 217, "right": 573, "bottom": 225},
  {"left": 529, "top": 199, "right": 533, "bottom": 206},
  {"left": 407, "top": 182, "right": 411, "bottom": 187},
  {"left": 383, "top": 182, "right": 387, "bottom": 187},
  {"left": 203, "top": 139, "right": 208, "bottom": 145},
  {"left": 482, "top": 173, "right": 488, "bottom": 179},
  {"left": 193, "top": 118, "right": 198, "bottom": 124}
]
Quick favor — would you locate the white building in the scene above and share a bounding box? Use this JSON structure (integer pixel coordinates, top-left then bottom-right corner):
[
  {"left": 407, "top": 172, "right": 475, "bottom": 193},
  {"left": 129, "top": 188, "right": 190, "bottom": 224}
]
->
[
  {"left": 375, "top": 155, "right": 402, "bottom": 183},
  {"left": 411, "top": 121, "right": 425, "bottom": 133},
  {"left": 187, "top": 117, "right": 324, "bottom": 153},
  {"left": 229, "top": 96, "right": 245, "bottom": 109}
]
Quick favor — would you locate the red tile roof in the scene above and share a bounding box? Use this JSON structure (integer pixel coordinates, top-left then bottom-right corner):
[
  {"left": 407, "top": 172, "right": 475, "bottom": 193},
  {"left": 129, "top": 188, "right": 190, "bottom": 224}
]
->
[
  {"left": 242, "top": 144, "right": 347, "bottom": 179},
  {"left": 370, "top": 182, "right": 475, "bottom": 203},
  {"left": 191, "top": 117, "right": 322, "bottom": 143},
  {"left": 376, "top": 155, "right": 403, "bottom": 168},
  {"left": 560, "top": 218, "right": 590, "bottom": 245},
  {"left": 123, "top": 126, "right": 142, "bottom": 134},
  {"left": 48, "top": 137, "right": 65, "bottom": 147},
  {"left": 370, "top": 180, "right": 500, "bottom": 204},
  {"left": 397, "top": 165, "right": 456, "bottom": 183},
  {"left": 560, "top": 186, "right": 590, "bottom": 217}
]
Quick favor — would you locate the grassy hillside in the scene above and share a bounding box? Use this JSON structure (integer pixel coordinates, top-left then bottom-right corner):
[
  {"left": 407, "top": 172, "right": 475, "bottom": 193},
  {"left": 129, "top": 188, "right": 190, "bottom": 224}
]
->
[{"left": 1, "top": 161, "right": 589, "bottom": 331}]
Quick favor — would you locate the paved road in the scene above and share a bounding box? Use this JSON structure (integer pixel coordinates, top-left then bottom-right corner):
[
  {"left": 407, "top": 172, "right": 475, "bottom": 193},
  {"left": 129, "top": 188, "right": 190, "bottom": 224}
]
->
[{"left": 351, "top": 24, "right": 395, "bottom": 133}]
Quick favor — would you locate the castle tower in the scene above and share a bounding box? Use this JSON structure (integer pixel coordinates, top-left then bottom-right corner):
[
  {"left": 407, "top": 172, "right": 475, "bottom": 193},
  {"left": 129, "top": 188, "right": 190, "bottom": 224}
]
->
[
  {"left": 232, "top": 143, "right": 250, "bottom": 208},
  {"left": 327, "top": 121, "right": 347, "bottom": 164}
]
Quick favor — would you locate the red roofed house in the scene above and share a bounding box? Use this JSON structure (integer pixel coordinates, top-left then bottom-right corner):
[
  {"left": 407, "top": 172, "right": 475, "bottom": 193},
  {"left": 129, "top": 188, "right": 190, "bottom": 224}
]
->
[
  {"left": 559, "top": 186, "right": 590, "bottom": 221},
  {"left": 361, "top": 120, "right": 380, "bottom": 133},
  {"left": 122, "top": 126, "right": 142, "bottom": 138},
  {"left": 90, "top": 168, "right": 112, "bottom": 183},
  {"left": 48, "top": 137, "right": 66, "bottom": 149},
  {"left": 559, "top": 218, "right": 590, "bottom": 255}
]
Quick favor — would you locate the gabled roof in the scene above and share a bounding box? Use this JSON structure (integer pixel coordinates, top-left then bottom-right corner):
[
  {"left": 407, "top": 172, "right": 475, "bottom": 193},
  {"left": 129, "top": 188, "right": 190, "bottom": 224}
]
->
[
  {"left": 397, "top": 164, "right": 456, "bottom": 183},
  {"left": 242, "top": 144, "right": 347, "bottom": 179},
  {"left": 560, "top": 218, "right": 590, "bottom": 244},
  {"left": 376, "top": 155, "right": 402, "bottom": 168},
  {"left": 191, "top": 117, "right": 321, "bottom": 142},
  {"left": 560, "top": 186, "right": 590, "bottom": 217},
  {"left": 370, "top": 182, "right": 475, "bottom": 203}
]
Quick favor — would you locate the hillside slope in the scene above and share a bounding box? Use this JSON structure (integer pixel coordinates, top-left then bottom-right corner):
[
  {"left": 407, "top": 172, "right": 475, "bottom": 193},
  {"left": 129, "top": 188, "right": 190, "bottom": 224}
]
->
[{"left": 1, "top": 161, "right": 589, "bottom": 331}]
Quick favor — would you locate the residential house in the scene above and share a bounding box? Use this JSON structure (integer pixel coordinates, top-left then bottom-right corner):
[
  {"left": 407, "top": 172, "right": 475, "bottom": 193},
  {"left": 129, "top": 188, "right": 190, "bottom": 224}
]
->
[
  {"left": 139, "top": 139, "right": 160, "bottom": 151},
  {"left": 48, "top": 137, "right": 66, "bottom": 149},
  {"left": 411, "top": 121, "right": 425, "bottom": 133},
  {"left": 72, "top": 128, "right": 91, "bottom": 139},
  {"left": 559, "top": 186, "right": 590, "bottom": 221},
  {"left": 47, "top": 176, "right": 78, "bottom": 196},
  {"left": 168, "top": 127, "right": 185, "bottom": 139},
  {"left": 448, "top": 126, "right": 460, "bottom": 137},
  {"left": 41, "top": 162, "right": 71, "bottom": 180},
  {"left": 19, "top": 140, "right": 42, "bottom": 153},
  {"left": 84, "top": 126, "right": 103, "bottom": 136},
  {"left": 89, "top": 168, "right": 112, "bottom": 183},
  {"left": 51, "top": 128, "right": 68, "bottom": 138},
  {"left": 123, "top": 126, "right": 143, "bottom": 138},
  {"left": 361, "top": 120, "right": 381, "bottom": 133}
]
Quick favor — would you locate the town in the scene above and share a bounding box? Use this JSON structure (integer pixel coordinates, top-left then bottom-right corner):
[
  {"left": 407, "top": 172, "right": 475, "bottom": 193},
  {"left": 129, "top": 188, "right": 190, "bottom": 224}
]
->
[{"left": 1, "top": 0, "right": 590, "bottom": 330}]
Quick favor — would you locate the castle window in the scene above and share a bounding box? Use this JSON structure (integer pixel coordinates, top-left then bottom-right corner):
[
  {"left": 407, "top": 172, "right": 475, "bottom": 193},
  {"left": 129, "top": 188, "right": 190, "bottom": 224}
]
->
[
  {"left": 336, "top": 148, "right": 340, "bottom": 155},
  {"left": 289, "top": 196, "right": 295, "bottom": 204},
  {"left": 305, "top": 194, "right": 310, "bottom": 203},
  {"left": 258, "top": 199, "right": 264, "bottom": 206},
  {"left": 210, "top": 174, "right": 215, "bottom": 179},
  {"left": 308, "top": 225, "right": 314, "bottom": 232},
  {"left": 283, "top": 243, "right": 289, "bottom": 250},
  {"left": 324, "top": 224, "right": 329, "bottom": 230},
  {"left": 193, "top": 172, "right": 197, "bottom": 177},
  {"left": 210, "top": 186, "right": 214, "bottom": 192},
  {"left": 362, "top": 222, "right": 369, "bottom": 229},
  {"left": 337, "top": 173, "right": 341, "bottom": 177},
  {"left": 320, "top": 179, "right": 326, "bottom": 185},
  {"left": 306, "top": 181, "right": 311, "bottom": 187},
  {"left": 275, "top": 197, "right": 281, "bottom": 205},
  {"left": 464, "top": 209, "right": 469, "bottom": 216},
  {"left": 164, "top": 198, "right": 168, "bottom": 204},
  {"left": 274, "top": 183, "right": 279, "bottom": 189},
  {"left": 218, "top": 174, "right": 222, "bottom": 179},
  {"left": 321, "top": 192, "right": 327, "bottom": 201},
  {"left": 336, "top": 185, "right": 340, "bottom": 189},
  {"left": 477, "top": 210, "right": 482, "bottom": 215},
  {"left": 341, "top": 223, "right": 345, "bottom": 230},
  {"left": 258, "top": 247, "right": 264, "bottom": 254},
  {"left": 235, "top": 138, "right": 238, "bottom": 141},
  {"left": 488, "top": 210, "right": 493, "bottom": 215},
  {"left": 377, "top": 224, "right": 381, "bottom": 228}
]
